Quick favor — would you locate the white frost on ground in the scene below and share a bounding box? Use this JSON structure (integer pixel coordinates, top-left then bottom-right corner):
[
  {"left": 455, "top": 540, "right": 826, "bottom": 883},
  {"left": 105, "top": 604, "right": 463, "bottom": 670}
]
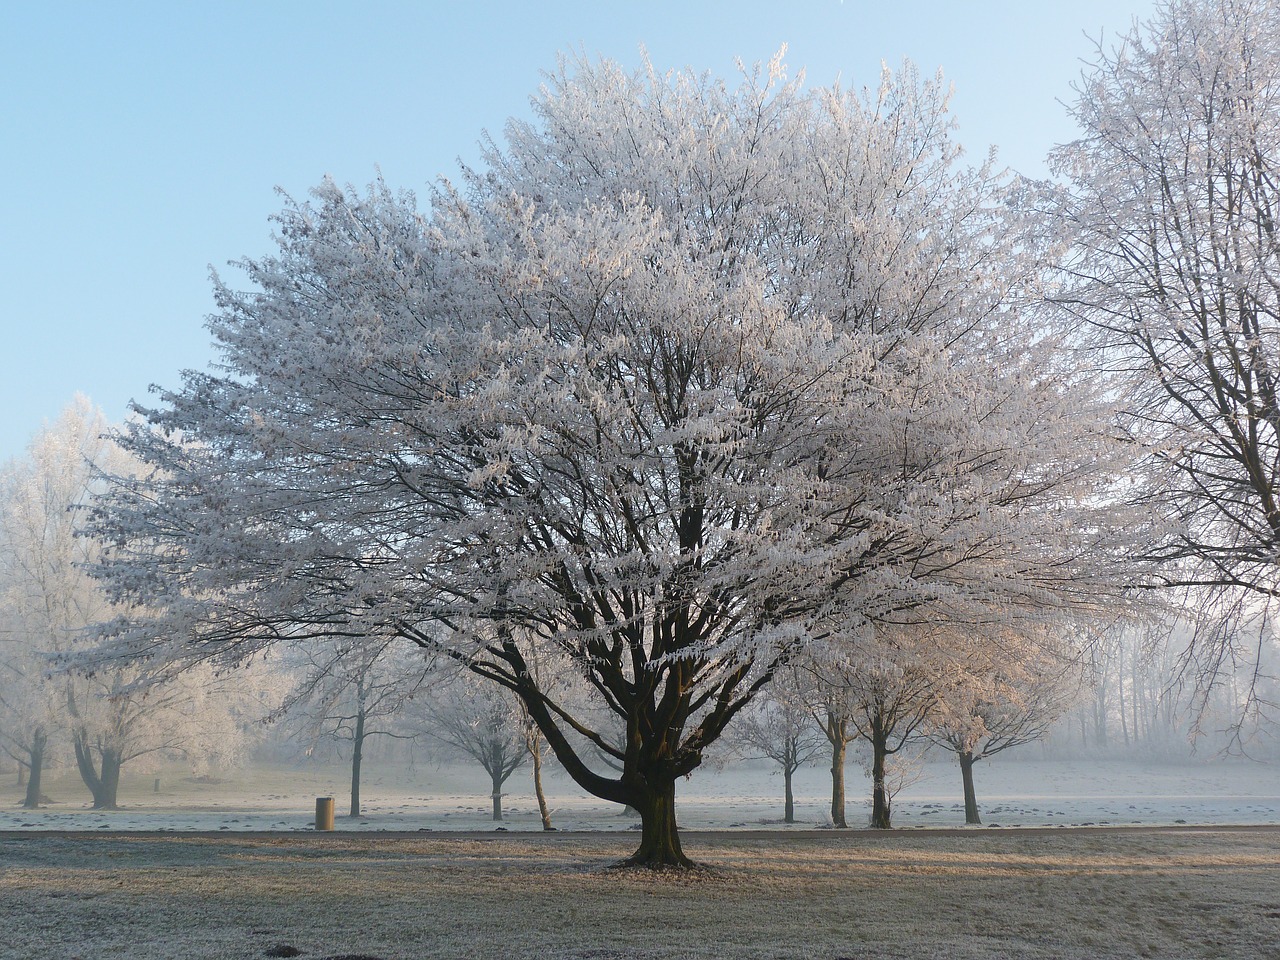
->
[{"left": 4, "top": 756, "right": 1279, "bottom": 833}]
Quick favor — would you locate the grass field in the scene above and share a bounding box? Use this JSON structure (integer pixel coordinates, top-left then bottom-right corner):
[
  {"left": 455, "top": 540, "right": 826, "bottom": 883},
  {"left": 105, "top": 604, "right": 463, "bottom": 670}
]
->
[{"left": 2, "top": 827, "right": 1278, "bottom": 959}]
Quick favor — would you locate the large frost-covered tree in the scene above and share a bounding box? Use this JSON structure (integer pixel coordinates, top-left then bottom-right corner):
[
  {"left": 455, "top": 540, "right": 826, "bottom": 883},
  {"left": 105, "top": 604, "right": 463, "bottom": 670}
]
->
[
  {"left": 1051, "top": 0, "right": 1280, "bottom": 685},
  {"left": 90, "top": 53, "right": 1128, "bottom": 865}
]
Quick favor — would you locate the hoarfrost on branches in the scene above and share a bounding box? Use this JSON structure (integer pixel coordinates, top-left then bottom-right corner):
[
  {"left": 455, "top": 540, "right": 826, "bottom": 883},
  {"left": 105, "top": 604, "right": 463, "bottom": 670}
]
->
[
  {"left": 88, "top": 52, "right": 1132, "bottom": 865},
  {"left": 1050, "top": 0, "right": 1280, "bottom": 695}
]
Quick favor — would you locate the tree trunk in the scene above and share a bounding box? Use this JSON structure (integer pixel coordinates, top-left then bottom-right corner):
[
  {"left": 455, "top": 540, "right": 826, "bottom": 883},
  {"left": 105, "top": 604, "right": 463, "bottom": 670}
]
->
[
  {"left": 620, "top": 779, "right": 690, "bottom": 869},
  {"left": 491, "top": 764, "right": 504, "bottom": 821},
  {"left": 958, "top": 750, "right": 981, "bottom": 825},
  {"left": 23, "top": 728, "right": 47, "bottom": 810},
  {"left": 870, "top": 734, "right": 891, "bottom": 829},
  {"left": 349, "top": 708, "right": 364, "bottom": 817},
  {"left": 73, "top": 734, "right": 97, "bottom": 802},
  {"left": 1134, "top": 658, "right": 1146, "bottom": 745},
  {"left": 530, "top": 737, "right": 553, "bottom": 830},
  {"left": 73, "top": 734, "right": 122, "bottom": 810},
  {"left": 829, "top": 716, "right": 848, "bottom": 828},
  {"left": 98, "top": 749, "right": 122, "bottom": 810},
  {"left": 783, "top": 763, "right": 795, "bottom": 824},
  {"left": 1117, "top": 674, "right": 1130, "bottom": 746},
  {"left": 1093, "top": 688, "right": 1109, "bottom": 748}
]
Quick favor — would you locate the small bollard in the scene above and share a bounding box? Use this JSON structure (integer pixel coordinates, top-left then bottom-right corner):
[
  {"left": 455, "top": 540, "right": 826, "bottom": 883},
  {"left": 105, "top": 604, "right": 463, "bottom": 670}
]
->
[{"left": 315, "top": 796, "right": 335, "bottom": 831}]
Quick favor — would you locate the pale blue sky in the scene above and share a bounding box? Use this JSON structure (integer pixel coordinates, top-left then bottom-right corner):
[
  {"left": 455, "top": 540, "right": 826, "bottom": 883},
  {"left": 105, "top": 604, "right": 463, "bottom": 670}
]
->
[{"left": 0, "top": 0, "right": 1156, "bottom": 462}]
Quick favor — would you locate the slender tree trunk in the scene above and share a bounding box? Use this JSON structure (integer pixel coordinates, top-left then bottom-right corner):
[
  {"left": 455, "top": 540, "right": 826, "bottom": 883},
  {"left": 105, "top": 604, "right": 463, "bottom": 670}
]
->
[
  {"left": 17, "top": 762, "right": 26, "bottom": 787},
  {"left": 783, "top": 762, "right": 795, "bottom": 824},
  {"left": 828, "top": 714, "right": 848, "bottom": 828},
  {"left": 1135, "top": 675, "right": 1148, "bottom": 745},
  {"left": 23, "top": 728, "right": 47, "bottom": 810},
  {"left": 490, "top": 754, "right": 504, "bottom": 821},
  {"left": 1117, "top": 675, "right": 1130, "bottom": 747},
  {"left": 958, "top": 750, "right": 980, "bottom": 825},
  {"left": 781, "top": 736, "right": 797, "bottom": 824},
  {"left": 529, "top": 735, "right": 554, "bottom": 830},
  {"left": 870, "top": 734, "right": 891, "bottom": 829},
  {"left": 621, "top": 778, "right": 690, "bottom": 869},
  {"left": 1093, "top": 687, "right": 1109, "bottom": 748},
  {"left": 349, "top": 708, "right": 364, "bottom": 817}
]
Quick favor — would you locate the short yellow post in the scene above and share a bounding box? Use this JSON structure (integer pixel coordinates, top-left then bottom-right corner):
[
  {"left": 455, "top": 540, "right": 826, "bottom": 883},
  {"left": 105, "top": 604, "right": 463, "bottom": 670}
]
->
[{"left": 315, "top": 796, "right": 335, "bottom": 831}]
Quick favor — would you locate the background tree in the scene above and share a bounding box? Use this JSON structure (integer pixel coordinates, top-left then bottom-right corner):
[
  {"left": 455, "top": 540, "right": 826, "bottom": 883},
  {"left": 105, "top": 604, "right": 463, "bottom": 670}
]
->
[
  {"left": 808, "top": 686, "right": 859, "bottom": 829},
  {"left": 0, "top": 399, "right": 116, "bottom": 807},
  {"left": 90, "top": 54, "right": 1132, "bottom": 866},
  {"left": 0, "top": 474, "right": 57, "bottom": 809},
  {"left": 413, "top": 673, "right": 528, "bottom": 822},
  {"left": 731, "top": 672, "right": 825, "bottom": 824},
  {"left": 843, "top": 639, "right": 945, "bottom": 829},
  {"left": 1051, "top": 0, "right": 1280, "bottom": 696},
  {"left": 930, "top": 635, "right": 1083, "bottom": 824},
  {"left": 507, "top": 646, "right": 571, "bottom": 831},
  {"left": 0, "top": 627, "right": 56, "bottom": 809},
  {"left": 276, "top": 637, "right": 427, "bottom": 817},
  {"left": 4, "top": 398, "right": 260, "bottom": 809},
  {"left": 67, "top": 659, "right": 257, "bottom": 809}
]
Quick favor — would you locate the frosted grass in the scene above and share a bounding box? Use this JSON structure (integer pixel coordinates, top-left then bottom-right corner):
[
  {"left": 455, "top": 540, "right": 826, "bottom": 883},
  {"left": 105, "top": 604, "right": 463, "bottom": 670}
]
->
[{"left": 2, "top": 829, "right": 1278, "bottom": 959}]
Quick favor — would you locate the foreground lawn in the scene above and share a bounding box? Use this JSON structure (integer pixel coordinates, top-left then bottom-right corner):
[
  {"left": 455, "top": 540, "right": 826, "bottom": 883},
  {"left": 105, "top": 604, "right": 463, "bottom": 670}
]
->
[{"left": 1, "top": 828, "right": 1277, "bottom": 959}]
